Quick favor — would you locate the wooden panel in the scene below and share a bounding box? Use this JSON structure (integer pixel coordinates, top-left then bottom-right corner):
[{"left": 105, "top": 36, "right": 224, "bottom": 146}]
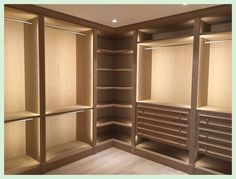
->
[
  {"left": 5, "top": 7, "right": 37, "bottom": 21},
  {"left": 197, "top": 38, "right": 210, "bottom": 107},
  {"left": 151, "top": 44, "right": 193, "bottom": 106},
  {"left": 4, "top": 19, "right": 25, "bottom": 113},
  {"left": 26, "top": 119, "right": 40, "bottom": 161},
  {"left": 207, "top": 41, "right": 231, "bottom": 111},
  {"left": 46, "top": 114, "right": 76, "bottom": 149},
  {"left": 137, "top": 45, "right": 151, "bottom": 101},
  {"left": 24, "top": 17, "right": 39, "bottom": 114},
  {"left": 45, "top": 26, "right": 76, "bottom": 108},
  {"left": 5, "top": 122, "right": 26, "bottom": 159},
  {"left": 76, "top": 30, "right": 93, "bottom": 106}
]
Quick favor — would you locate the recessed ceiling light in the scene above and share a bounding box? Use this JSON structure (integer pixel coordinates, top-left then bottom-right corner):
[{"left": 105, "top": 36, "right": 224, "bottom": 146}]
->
[{"left": 112, "top": 19, "right": 117, "bottom": 23}]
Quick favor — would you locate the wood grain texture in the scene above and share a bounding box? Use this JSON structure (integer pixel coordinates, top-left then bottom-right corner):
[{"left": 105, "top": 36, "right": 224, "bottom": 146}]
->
[
  {"left": 137, "top": 45, "right": 152, "bottom": 101},
  {"left": 207, "top": 41, "right": 231, "bottom": 111},
  {"left": 5, "top": 122, "right": 26, "bottom": 159},
  {"left": 151, "top": 44, "right": 193, "bottom": 106},
  {"left": 4, "top": 19, "right": 25, "bottom": 113},
  {"left": 45, "top": 26, "right": 76, "bottom": 109}
]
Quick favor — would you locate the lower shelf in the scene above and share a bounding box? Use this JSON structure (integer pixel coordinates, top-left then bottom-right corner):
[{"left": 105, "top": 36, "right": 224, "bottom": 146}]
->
[
  {"left": 195, "top": 155, "right": 231, "bottom": 174},
  {"left": 136, "top": 140, "right": 189, "bottom": 162},
  {"left": 46, "top": 140, "right": 92, "bottom": 163},
  {"left": 5, "top": 155, "right": 40, "bottom": 174},
  {"left": 97, "top": 132, "right": 131, "bottom": 145},
  {"left": 97, "top": 116, "right": 132, "bottom": 127}
]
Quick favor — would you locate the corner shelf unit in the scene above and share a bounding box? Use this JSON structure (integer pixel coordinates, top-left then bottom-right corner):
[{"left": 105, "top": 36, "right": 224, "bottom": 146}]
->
[{"left": 95, "top": 32, "right": 136, "bottom": 148}]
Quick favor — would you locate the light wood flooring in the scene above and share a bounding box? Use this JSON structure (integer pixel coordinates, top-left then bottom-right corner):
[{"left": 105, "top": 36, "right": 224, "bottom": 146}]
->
[{"left": 47, "top": 147, "right": 187, "bottom": 175}]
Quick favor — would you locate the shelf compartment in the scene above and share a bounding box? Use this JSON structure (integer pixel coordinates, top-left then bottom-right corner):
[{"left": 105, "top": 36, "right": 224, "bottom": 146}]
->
[
  {"left": 97, "top": 48, "right": 133, "bottom": 55},
  {"left": 136, "top": 140, "right": 189, "bottom": 162},
  {"left": 5, "top": 111, "right": 39, "bottom": 123},
  {"left": 46, "top": 105, "right": 92, "bottom": 116},
  {"left": 97, "top": 116, "right": 132, "bottom": 127},
  {"left": 46, "top": 140, "right": 92, "bottom": 163},
  {"left": 97, "top": 125, "right": 131, "bottom": 144},
  {"left": 197, "top": 32, "right": 231, "bottom": 113},
  {"left": 97, "top": 86, "right": 132, "bottom": 90},
  {"left": 5, "top": 155, "right": 40, "bottom": 174},
  {"left": 195, "top": 155, "right": 231, "bottom": 174},
  {"left": 5, "top": 118, "right": 40, "bottom": 174}
]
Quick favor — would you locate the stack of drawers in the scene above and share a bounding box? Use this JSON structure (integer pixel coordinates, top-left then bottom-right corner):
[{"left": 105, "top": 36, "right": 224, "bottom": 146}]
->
[
  {"left": 136, "top": 103, "right": 190, "bottom": 149},
  {"left": 197, "top": 112, "right": 232, "bottom": 161}
]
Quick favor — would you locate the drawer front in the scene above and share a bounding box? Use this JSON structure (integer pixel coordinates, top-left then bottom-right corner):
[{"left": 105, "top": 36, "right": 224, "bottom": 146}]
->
[
  {"left": 137, "top": 103, "right": 190, "bottom": 149},
  {"left": 197, "top": 112, "right": 232, "bottom": 161}
]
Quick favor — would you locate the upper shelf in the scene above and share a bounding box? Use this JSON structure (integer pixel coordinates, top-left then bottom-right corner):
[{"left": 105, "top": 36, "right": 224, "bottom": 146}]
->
[
  {"left": 46, "top": 105, "right": 93, "bottom": 116},
  {"left": 200, "top": 31, "right": 231, "bottom": 41},
  {"left": 5, "top": 7, "right": 37, "bottom": 21},
  {"left": 197, "top": 106, "right": 231, "bottom": 114},
  {"left": 5, "top": 111, "right": 40, "bottom": 123},
  {"left": 138, "top": 36, "right": 193, "bottom": 48},
  {"left": 97, "top": 48, "right": 133, "bottom": 55}
]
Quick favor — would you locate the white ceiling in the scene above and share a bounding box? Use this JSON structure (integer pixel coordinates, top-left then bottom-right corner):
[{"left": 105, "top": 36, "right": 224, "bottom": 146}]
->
[{"left": 38, "top": 4, "right": 218, "bottom": 28}]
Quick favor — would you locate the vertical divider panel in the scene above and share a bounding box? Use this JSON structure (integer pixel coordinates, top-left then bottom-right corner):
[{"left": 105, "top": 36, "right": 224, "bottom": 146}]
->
[
  {"left": 189, "top": 18, "right": 201, "bottom": 172},
  {"left": 76, "top": 30, "right": 93, "bottom": 145},
  {"left": 38, "top": 15, "right": 46, "bottom": 172}
]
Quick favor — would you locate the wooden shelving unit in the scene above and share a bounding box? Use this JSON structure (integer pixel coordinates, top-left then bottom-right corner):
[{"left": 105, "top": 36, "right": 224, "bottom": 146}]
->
[
  {"left": 95, "top": 33, "right": 136, "bottom": 149},
  {"left": 44, "top": 17, "right": 93, "bottom": 167},
  {"left": 4, "top": 7, "right": 41, "bottom": 174}
]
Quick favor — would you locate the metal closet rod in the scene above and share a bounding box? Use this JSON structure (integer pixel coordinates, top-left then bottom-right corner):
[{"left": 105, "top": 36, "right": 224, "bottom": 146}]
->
[
  {"left": 205, "top": 39, "right": 232, "bottom": 44},
  {"left": 4, "top": 17, "right": 32, "bottom": 25},
  {"left": 45, "top": 24, "right": 86, "bottom": 36},
  {"left": 144, "top": 43, "right": 193, "bottom": 50}
]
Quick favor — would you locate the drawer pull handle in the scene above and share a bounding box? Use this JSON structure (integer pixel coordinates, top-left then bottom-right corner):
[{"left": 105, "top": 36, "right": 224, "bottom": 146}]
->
[
  {"left": 206, "top": 133, "right": 209, "bottom": 138},
  {"left": 205, "top": 146, "right": 208, "bottom": 153},
  {"left": 206, "top": 118, "right": 209, "bottom": 124},
  {"left": 179, "top": 115, "right": 182, "bottom": 119},
  {"left": 179, "top": 128, "right": 182, "bottom": 133},
  {"left": 178, "top": 140, "right": 181, "bottom": 145}
]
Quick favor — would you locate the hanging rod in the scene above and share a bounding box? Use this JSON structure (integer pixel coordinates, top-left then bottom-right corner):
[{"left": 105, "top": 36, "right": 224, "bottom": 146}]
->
[
  {"left": 205, "top": 39, "right": 232, "bottom": 44},
  {"left": 4, "top": 17, "right": 32, "bottom": 25},
  {"left": 144, "top": 43, "right": 192, "bottom": 50},
  {"left": 45, "top": 24, "right": 86, "bottom": 36}
]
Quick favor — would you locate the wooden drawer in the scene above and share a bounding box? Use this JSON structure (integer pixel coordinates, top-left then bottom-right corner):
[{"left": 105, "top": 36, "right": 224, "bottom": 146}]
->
[
  {"left": 197, "top": 111, "right": 232, "bottom": 161},
  {"left": 136, "top": 103, "right": 190, "bottom": 149}
]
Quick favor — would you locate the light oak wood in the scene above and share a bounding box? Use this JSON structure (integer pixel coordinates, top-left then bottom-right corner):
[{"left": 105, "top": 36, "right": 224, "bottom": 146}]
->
[
  {"left": 150, "top": 44, "right": 193, "bottom": 106},
  {"left": 5, "top": 155, "right": 40, "bottom": 174},
  {"left": 46, "top": 105, "right": 92, "bottom": 116},
  {"left": 4, "top": 111, "right": 39, "bottom": 123},
  {"left": 5, "top": 7, "right": 37, "bottom": 21}
]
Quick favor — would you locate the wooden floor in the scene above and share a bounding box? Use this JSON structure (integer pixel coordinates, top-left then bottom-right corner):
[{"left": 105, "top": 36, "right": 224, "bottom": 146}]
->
[{"left": 47, "top": 147, "right": 187, "bottom": 175}]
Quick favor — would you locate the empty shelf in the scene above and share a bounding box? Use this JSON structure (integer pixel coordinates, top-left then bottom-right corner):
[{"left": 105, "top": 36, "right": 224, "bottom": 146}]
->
[
  {"left": 4, "top": 111, "right": 40, "bottom": 123},
  {"left": 197, "top": 106, "right": 231, "bottom": 113},
  {"left": 136, "top": 140, "right": 189, "bottom": 162},
  {"left": 195, "top": 155, "right": 231, "bottom": 174},
  {"left": 97, "top": 68, "right": 133, "bottom": 72},
  {"left": 5, "top": 155, "right": 40, "bottom": 174},
  {"left": 46, "top": 140, "right": 92, "bottom": 163},
  {"left": 97, "top": 86, "right": 133, "bottom": 90},
  {"left": 97, "top": 48, "right": 133, "bottom": 55},
  {"left": 46, "top": 105, "right": 93, "bottom": 116},
  {"left": 97, "top": 102, "right": 132, "bottom": 109},
  {"left": 97, "top": 132, "right": 131, "bottom": 144},
  {"left": 137, "top": 100, "right": 191, "bottom": 109},
  {"left": 97, "top": 116, "right": 132, "bottom": 127}
]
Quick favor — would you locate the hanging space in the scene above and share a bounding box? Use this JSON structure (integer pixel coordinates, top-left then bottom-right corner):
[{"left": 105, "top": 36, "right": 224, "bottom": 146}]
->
[
  {"left": 135, "top": 21, "right": 194, "bottom": 173},
  {"left": 4, "top": 7, "right": 40, "bottom": 174},
  {"left": 194, "top": 13, "right": 232, "bottom": 174},
  {"left": 44, "top": 17, "right": 94, "bottom": 170}
]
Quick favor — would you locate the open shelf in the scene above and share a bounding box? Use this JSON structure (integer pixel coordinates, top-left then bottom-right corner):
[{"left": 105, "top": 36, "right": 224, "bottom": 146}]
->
[
  {"left": 4, "top": 111, "right": 39, "bottom": 123},
  {"left": 97, "top": 68, "right": 133, "bottom": 72},
  {"left": 137, "top": 36, "right": 193, "bottom": 108},
  {"left": 195, "top": 155, "right": 231, "bottom": 174},
  {"left": 46, "top": 105, "right": 92, "bottom": 116},
  {"left": 137, "top": 100, "right": 191, "bottom": 109},
  {"left": 97, "top": 102, "right": 132, "bottom": 109},
  {"left": 197, "top": 32, "right": 232, "bottom": 113},
  {"left": 97, "top": 86, "right": 132, "bottom": 90},
  {"left": 136, "top": 140, "right": 189, "bottom": 163},
  {"left": 97, "top": 116, "right": 132, "bottom": 127},
  {"left": 46, "top": 140, "right": 92, "bottom": 163},
  {"left": 5, "top": 155, "right": 40, "bottom": 174},
  {"left": 97, "top": 48, "right": 133, "bottom": 55}
]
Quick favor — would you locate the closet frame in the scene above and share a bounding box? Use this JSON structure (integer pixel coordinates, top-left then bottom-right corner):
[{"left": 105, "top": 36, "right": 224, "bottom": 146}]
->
[{"left": 4, "top": 4, "right": 232, "bottom": 175}]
